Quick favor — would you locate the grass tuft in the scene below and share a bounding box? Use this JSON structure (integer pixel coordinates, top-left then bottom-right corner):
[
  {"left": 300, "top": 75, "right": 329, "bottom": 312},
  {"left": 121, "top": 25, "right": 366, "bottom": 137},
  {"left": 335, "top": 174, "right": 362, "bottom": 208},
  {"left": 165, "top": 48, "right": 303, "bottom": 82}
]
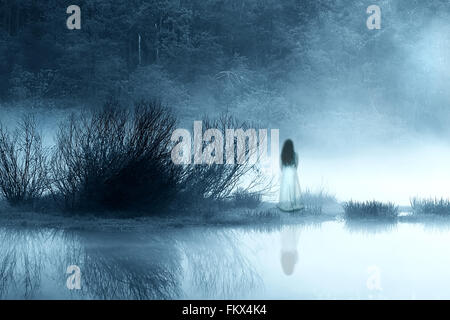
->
[
  {"left": 230, "top": 188, "right": 262, "bottom": 209},
  {"left": 344, "top": 200, "right": 398, "bottom": 220},
  {"left": 410, "top": 197, "right": 450, "bottom": 216},
  {"left": 301, "top": 188, "right": 337, "bottom": 215}
]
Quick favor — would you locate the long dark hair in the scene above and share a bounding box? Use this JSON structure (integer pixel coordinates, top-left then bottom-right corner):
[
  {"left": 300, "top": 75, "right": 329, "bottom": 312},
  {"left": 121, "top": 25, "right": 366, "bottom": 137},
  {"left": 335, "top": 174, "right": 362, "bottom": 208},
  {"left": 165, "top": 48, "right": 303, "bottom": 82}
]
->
[{"left": 281, "top": 139, "right": 295, "bottom": 166}]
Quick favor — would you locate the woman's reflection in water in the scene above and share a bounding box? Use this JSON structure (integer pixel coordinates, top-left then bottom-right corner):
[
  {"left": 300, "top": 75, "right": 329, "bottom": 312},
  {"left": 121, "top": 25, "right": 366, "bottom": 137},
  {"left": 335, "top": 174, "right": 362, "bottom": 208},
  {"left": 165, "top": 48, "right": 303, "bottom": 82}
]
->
[{"left": 280, "top": 226, "right": 300, "bottom": 276}]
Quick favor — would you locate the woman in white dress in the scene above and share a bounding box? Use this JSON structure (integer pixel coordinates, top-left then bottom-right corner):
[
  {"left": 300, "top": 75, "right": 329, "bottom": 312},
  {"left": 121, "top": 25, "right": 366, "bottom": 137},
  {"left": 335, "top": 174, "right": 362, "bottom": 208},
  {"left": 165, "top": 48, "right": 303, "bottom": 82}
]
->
[{"left": 277, "top": 139, "right": 304, "bottom": 212}]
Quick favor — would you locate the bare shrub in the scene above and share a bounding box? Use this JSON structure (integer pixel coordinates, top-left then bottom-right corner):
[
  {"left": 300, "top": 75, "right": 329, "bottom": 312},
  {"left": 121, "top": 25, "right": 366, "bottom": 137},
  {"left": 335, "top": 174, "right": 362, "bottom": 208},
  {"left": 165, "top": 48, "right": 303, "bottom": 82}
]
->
[
  {"left": 0, "top": 115, "right": 48, "bottom": 206},
  {"left": 177, "top": 114, "right": 271, "bottom": 208},
  {"left": 50, "top": 103, "right": 271, "bottom": 215},
  {"left": 50, "top": 101, "right": 180, "bottom": 212}
]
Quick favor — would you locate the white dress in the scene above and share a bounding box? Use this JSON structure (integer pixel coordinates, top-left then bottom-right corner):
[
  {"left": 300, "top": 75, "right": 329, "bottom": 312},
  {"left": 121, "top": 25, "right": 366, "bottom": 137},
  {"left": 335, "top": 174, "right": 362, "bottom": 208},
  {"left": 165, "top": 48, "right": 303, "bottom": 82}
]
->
[{"left": 277, "top": 153, "right": 304, "bottom": 212}]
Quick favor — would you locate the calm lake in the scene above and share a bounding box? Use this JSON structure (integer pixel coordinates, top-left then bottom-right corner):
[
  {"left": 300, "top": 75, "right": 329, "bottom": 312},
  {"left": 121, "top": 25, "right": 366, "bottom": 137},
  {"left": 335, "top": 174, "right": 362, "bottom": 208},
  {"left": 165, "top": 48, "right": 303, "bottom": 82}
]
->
[{"left": 1, "top": 219, "right": 450, "bottom": 299}]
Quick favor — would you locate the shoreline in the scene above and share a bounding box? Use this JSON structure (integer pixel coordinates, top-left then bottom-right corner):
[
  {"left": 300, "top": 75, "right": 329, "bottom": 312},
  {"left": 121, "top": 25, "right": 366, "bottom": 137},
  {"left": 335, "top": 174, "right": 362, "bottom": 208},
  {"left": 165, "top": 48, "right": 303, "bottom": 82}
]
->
[
  {"left": 0, "top": 202, "right": 340, "bottom": 231},
  {"left": 1, "top": 202, "right": 450, "bottom": 232}
]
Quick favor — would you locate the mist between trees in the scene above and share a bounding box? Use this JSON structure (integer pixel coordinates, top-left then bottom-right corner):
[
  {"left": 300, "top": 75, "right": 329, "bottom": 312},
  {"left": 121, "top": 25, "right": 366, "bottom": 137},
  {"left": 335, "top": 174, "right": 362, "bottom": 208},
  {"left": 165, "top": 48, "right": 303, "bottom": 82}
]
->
[
  {"left": 3, "top": 0, "right": 450, "bottom": 151},
  {"left": 0, "top": 100, "right": 272, "bottom": 216}
]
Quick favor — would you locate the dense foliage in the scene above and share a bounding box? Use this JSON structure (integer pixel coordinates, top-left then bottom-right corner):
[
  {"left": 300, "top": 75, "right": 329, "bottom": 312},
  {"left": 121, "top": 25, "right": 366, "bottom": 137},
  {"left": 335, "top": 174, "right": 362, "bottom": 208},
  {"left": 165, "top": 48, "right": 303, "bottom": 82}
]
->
[{"left": 2, "top": 0, "right": 450, "bottom": 136}]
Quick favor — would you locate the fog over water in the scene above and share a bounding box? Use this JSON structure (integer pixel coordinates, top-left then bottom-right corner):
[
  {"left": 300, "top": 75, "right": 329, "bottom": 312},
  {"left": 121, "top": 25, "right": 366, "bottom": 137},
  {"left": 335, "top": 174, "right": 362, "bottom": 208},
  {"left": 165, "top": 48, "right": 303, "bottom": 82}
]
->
[
  {"left": 299, "top": 137, "right": 450, "bottom": 206},
  {"left": 1, "top": 105, "right": 450, "bottom": 206},
  {"left": 3, "top": 1, "right": 450, "bottom": 206}
]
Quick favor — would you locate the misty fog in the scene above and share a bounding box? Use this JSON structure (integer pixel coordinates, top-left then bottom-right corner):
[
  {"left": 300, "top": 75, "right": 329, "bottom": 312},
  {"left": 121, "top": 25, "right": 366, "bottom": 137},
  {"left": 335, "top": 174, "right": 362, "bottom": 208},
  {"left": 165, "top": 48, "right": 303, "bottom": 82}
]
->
[
  {"left": 2, "top": 0, "right": 450, "bottom": 301},
  {"left": 2, "top": 1, "right": 450, "bottom": 205}
]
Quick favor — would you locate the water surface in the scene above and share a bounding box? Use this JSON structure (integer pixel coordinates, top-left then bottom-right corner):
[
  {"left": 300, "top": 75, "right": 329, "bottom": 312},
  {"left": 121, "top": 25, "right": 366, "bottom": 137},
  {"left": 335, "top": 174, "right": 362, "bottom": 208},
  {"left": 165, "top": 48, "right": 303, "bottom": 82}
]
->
[{"left": 1, "top": 219, "right": 450, "bottom": 299}]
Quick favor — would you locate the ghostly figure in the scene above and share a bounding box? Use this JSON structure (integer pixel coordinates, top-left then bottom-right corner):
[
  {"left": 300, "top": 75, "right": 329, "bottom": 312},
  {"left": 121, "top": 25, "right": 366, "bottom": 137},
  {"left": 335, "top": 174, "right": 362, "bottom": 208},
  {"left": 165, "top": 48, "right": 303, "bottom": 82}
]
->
[
  {"left": 277, "top": 139, "right": 304, "bottom": 212},
  {"left": 280, "top": 226, "right": 300, "bottom": 276}
]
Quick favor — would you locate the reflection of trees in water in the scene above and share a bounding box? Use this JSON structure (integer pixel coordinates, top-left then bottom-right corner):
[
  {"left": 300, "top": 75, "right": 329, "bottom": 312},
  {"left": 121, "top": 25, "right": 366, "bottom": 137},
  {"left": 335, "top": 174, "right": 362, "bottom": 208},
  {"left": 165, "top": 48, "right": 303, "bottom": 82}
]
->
[
  {"left": 0, "top": 224, "right": 275, "bottom": 299},
  {"left": 0, "top": 227, "right": 50, "bottom": 298},
  {"left": 344, "top": 219, "right": 398, "bottom": 234},
  {"left": 0, "top": 227, "right": 182, "bottom": 299},
  {"left": 179, "top": 228, "right": 262, "bottom": 299},
  {"left": 400, "top": 217, "right": 450, "bottom": 233},
  {"left": 178, "top": 221, "right": 325, "bottom": 298},
  {"left": 57, "top": 230, "right": 182, "bottom": 300}
]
